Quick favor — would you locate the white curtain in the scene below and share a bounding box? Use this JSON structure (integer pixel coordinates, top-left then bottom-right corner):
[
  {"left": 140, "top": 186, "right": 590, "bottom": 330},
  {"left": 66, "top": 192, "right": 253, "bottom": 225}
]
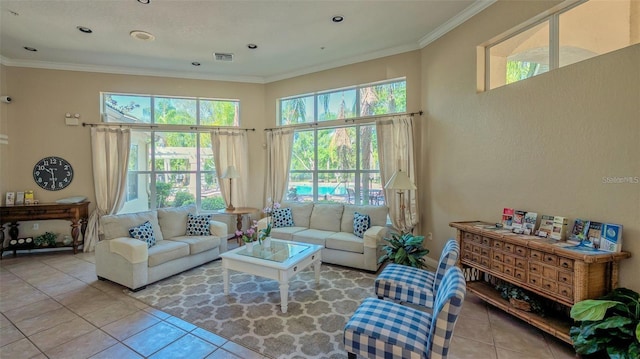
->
[
  {"left": 376, "top": 115, "right": 419, "bottom": 232},
  {"left": 84, "top": 127, "right": 131, "bottom": 252},
  {"left": 211, "top": 129, "right": 249, "bottom": 208},
  {"left": 264, "top": 128, "right": 295, "bottom": 204}
]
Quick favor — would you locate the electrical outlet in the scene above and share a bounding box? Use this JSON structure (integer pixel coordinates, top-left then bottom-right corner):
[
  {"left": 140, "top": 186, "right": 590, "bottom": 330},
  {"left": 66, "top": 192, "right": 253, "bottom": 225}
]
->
[
  {"left": 427, "top": 232, "right": 433, "bottom": 241},
  {"left": 33, "top": 223, "right": 39, "bottom": 230}
]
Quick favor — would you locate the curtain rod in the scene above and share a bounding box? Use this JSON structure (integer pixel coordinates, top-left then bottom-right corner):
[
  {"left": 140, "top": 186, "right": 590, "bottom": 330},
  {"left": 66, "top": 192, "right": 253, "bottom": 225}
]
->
[
  {"left": 82, "top": 122, "right": 255, "bottom": 131},
  {"left": 264, "top": 110, "right": 423, "bottom": 131}
]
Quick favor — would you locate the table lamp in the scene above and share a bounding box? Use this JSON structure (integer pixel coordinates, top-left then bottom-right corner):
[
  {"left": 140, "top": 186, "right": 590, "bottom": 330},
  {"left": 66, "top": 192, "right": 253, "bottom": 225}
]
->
[
  {"left": 384, "top": 169, "right": 416, "bottom": 232},
  {"left": 221, "top": 165, "right": 240, "bottom": 211}
]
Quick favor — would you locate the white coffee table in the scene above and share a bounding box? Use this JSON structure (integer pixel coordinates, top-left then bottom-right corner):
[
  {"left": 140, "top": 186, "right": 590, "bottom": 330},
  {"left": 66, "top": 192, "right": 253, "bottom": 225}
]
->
[{"left": 220, "top": 239, "right": 322, "bottom": 313}]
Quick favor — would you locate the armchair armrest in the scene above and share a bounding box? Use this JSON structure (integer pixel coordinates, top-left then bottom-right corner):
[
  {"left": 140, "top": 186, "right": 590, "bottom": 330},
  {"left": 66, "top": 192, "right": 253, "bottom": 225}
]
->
[
  {"left": 108, "top": 237, "right": 148, "bottom": 264},
  {"left": 209, "top": 220, "right": 228, "bottom": 238},
  {"left": 257, "top": 217, "right": 269, "bottom": 232},
  {"left": 363, "top": 226, "right": 388, "bottom": 248}
]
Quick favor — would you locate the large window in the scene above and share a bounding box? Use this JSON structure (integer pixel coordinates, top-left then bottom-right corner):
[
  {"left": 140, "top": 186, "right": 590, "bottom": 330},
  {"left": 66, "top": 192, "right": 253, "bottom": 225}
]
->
[
  {"left": 101, "top": 93, "right": 239, "bottom": 213},
  {"left": 485, "top": 0, "right": 639, "bottom": 90},
  {"left": 281, "top": 79, "right": 406, "bottom": 205}
]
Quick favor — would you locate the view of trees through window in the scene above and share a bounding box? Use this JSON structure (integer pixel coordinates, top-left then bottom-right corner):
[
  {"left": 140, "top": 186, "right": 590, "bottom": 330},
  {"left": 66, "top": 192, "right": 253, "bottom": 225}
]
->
[
  {"left": 102, "top": 93, "right": 239, "bottom": 213},
  {"left": 282, "top": 79, "right": 406, "bottom": 205}
]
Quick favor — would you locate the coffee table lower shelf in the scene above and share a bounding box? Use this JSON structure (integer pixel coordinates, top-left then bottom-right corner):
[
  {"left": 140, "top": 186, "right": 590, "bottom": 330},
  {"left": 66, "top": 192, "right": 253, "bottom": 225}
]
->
[{"left": 467, "top": 281, "right": 573, "bottom": 344}]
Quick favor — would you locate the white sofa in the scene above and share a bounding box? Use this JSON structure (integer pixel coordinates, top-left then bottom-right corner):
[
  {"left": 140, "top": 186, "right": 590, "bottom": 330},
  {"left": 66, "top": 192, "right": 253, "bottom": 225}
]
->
[
  {"left": 96, "top": 205, "right": 227, "bottom": 291},
  {"left": 258, "top": 202, "right": 388, "bottom": 272}
]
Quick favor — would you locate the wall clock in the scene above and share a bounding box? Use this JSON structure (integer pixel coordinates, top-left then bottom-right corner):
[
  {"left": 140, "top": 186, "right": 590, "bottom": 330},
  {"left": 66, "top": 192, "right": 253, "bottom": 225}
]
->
[{"left": 33, "top": 156, "right": 74, "bottom": 191}]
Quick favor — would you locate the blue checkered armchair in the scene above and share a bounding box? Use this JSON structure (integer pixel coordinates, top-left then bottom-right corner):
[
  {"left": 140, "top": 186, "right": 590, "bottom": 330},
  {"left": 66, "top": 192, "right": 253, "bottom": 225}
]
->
[
  {"left": 344, "top": 266, "right": 466, "bottom": 359},
  {"left": 374, "top": 238, "right": 460, "bottom": 307}
]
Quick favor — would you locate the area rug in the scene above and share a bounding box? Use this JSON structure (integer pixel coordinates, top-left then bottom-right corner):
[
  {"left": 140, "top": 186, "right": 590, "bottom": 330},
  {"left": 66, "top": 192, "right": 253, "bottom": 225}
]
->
[{"left": 127, "top": 260, "right": 377, "bottom": 359}]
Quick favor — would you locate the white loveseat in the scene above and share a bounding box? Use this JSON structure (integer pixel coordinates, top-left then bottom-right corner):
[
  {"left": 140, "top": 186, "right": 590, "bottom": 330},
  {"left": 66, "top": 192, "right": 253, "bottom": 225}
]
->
[
  {"left": 96, "top": 205, "right": 227, "bottom": 291},
  {"left": 258, "top": 202, "right": 388, "bottom": 272}
]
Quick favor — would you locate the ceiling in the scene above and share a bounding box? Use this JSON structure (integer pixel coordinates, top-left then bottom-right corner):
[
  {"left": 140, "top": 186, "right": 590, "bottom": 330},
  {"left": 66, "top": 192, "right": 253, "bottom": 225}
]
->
[{"left": 0, "top": 0, "right": 493, "bottom": 84}]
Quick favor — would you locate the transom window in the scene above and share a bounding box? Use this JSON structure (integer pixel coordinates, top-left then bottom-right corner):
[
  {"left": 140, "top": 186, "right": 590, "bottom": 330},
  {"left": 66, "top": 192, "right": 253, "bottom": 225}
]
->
[
  {"left": 278, "top": 79, "right": 406, "bottom": 125},
  {"left": 279, "top": 79, "right": 406, "bottom": 205},
  {"left": 101, "top": 93, "right": 240, "bottom": 213},
  {"left": 485, "top": 0, "right": 639, "bottom": 90}
]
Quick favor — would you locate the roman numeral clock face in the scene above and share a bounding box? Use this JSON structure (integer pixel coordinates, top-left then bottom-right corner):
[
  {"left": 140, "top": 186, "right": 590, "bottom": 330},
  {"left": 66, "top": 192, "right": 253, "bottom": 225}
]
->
[{"left": 33, "top": 156, "right": 74, "bottom": 191}]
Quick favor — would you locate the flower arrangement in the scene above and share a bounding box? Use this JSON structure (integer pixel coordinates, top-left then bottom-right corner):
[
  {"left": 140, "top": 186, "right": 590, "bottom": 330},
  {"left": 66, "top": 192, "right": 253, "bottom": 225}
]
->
[
  {"left": 259, "top": 200, "right": 281, "bottom": 243},
  {"left": 236, "top": 220, "right": 258, "bottom": 244}
]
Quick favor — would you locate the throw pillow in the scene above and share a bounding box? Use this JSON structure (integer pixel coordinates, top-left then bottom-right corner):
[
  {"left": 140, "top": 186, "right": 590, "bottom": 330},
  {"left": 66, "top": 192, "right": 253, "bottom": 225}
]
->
[
  {"left": 129, "top": 221, "right": 156, "bottom": 248},
  {"left": 353, "top": 212, "right": 371, "bottom": 238},
  {"left": 186, "top": 213, "right": 212, "bottom": 236},
  {"left": 272, "top": 207, "right": 294, "bottom": 228}
]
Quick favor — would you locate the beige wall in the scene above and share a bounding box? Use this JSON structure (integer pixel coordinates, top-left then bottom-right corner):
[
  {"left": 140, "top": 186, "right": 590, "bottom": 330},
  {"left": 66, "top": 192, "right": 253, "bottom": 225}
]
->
[
  {"left": 1, "top": 68, "right": 265, "bottom": 237},
  {"left": 420, "top": 0, "right": 639, "bottom": 291}
]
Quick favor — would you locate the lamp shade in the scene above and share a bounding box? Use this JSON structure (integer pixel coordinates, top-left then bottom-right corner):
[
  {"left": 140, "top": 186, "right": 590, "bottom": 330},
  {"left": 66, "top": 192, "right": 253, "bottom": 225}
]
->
[
  {"left": 221, "top": 165, "right": 240, "bottom": 179},
  {"left": 384, "top": 169, "right": 416, "bottom": 190}
]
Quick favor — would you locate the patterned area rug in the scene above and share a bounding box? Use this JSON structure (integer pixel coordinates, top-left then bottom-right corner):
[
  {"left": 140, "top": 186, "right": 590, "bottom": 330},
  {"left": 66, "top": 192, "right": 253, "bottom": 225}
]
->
[{"left": 127, "top": 259, "right": 376, "bottom": 359}]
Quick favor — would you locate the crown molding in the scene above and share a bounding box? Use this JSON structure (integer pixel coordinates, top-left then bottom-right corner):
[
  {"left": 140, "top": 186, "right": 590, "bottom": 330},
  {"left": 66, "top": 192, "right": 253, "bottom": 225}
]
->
[
  {"left": 0, "top": 57, "right": 265, "bottom": 84},
  {"left": 264, "top": 43, "right": 420, "bottom": 83},
  {"left": 419, "top": 0, "right": 497, "bottom": 48}
]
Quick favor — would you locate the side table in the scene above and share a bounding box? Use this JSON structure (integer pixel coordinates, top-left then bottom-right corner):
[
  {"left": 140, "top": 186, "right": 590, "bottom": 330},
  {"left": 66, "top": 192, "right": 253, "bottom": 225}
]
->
[{"left": 219, "top": 207, "right": 259, "bottom": 245}]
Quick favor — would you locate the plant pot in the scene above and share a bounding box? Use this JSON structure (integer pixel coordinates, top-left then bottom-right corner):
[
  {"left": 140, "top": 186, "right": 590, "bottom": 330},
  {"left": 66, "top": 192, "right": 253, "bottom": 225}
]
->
[
  {"left": 509, "top": 298, "right": 531, "bottom": 312},
  {"left": 246, "top": 242, "right": 254, "bottom": 252},
  {"left": 263, "top": 237, "right": 271, "bottom": 248}
]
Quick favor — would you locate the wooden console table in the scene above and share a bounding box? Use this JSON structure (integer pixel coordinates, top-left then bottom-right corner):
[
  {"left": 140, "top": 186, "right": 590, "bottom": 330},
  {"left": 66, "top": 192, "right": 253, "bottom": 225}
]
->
[
  {"left": 450, "top": 221, "right": 631, "bottom": 344},
  {"left": 0, "top": 202, "right": 90, "bottom": 257}
]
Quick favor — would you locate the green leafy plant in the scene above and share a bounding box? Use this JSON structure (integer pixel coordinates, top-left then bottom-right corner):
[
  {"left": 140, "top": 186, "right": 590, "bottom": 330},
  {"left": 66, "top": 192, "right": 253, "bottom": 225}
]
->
[
  {"left": 34, "top": 232, "right": 57, "bottom": 247},
  {"left": 495, "top": 282, "right": 545, "bottom": 315},
  {"left": 378, "top": 232, "right": 428, "bottom": 268},
  {"left": 570, "top": 288, "right": 640, "bottom": 359}
]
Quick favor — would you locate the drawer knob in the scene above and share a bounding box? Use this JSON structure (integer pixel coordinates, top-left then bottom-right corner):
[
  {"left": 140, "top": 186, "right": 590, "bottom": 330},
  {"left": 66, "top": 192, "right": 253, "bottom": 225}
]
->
[{"left": 562, "top": 263, "right": 569, "bottom": 268}]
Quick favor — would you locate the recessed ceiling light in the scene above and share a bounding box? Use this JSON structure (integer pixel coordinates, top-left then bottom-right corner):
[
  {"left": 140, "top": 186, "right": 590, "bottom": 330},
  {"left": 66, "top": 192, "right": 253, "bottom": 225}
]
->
[
  {"left": 77, "top": 26, "right": 93, "bottom": 34},
  {"left": 247, "top": 44, "right": 258, "bottom": 50},
  {"left": 23, "top": 46, "right": 37, "bottom": 52},
  {"left": 191, "top": 62, "right": 201, "bottom": 66},
  {"left": 332, "top": 15, "right": 344, "bottom": 23},
  {"left": 130, "top": 30, "right": 155, "bottom": 41},
  {"left": 137, "top": 0, "right": 150, "bottom": 4}
]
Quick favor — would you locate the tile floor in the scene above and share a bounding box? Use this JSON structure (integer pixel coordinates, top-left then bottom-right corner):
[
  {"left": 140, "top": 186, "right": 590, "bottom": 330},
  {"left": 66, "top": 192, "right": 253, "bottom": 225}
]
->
[{"left": 1, "top": 242, "right": 578, "bottom": 359}]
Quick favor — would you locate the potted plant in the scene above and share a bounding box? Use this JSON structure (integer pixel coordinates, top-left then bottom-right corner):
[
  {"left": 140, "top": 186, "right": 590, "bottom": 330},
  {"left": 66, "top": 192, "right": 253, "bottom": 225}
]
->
[
  {"left": 495, "top": 282, "right": 545, "bottom": 314},
  {"left": 378, "top": 232, "right": 429, "bottom": 268},
  {"left": 236, "top": 222, "right": 258, "bottom": 250},
  {"left": 570, "top": 287, "right": 639, "bottom": 359},
  {"left": 34, "top": 232, "right": 58, "bottom": 247}
]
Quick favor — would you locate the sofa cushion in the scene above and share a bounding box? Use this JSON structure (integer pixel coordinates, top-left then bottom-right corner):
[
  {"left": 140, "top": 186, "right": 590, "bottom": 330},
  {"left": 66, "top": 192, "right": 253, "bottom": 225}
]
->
[
  {"left": 147, "top": 240, "right": 190, "bottom": 267},
  {"left": 169, "top": 236, "right": 220, "bottom": 255},
  {"left": 269, "top": 226, "right": 307, "bottom": 240},
  {"left": 353, "top": 212, "right": 371, "bottom": 238},
  {"left": 128, "top": 221, "right": 157, "bottom": 248},
  {"left": 326, "top": 232, "right": 365, "bottom": 254},
  {"left": 158, "top": 205, "right": 196, "bottom": 239},
  {"left": 102, "top": 210, "right": 164, "bottom": 242},
  {"left": 309, "top": 203, "right": 344, "bottom": 232},
  {"left": 283, "top": 201, "right": 314, "bottom": 228},
  {"left": 291, "top": 229, "right": 334, "bottom": 247},
  {"left": 272, "top": 208, "right": 294, "bottom": 228},
  {"left": 186, "top": 214, "right": 212, "bottom": 236},
  {"left": 341, "top": 205, "right": 388, "bottom": 232}
]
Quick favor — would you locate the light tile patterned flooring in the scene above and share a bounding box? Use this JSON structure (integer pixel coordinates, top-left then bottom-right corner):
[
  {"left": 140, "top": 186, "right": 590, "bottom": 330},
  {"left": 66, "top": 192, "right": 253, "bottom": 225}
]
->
[{"left": 1, "top": 241, "right": 578, "bottom": 359}]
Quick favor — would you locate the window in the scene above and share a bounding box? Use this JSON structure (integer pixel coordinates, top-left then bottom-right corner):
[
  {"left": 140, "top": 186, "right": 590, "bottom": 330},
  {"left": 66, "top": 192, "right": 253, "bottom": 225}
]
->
[
  {"left": 278, "top": 79, "right": 406, "bottom": 125},
  {"left": 485, "top": 0, "right": 639, "bottom": 90},
  {"left": 287, "top": 125, "right": 382, "bottom": 206},
  {"left": 101, "top": 93, "right": 239, "bottom": 213},
  {"left": 281, "top": 79, "right": 406, "bottom": 205}
]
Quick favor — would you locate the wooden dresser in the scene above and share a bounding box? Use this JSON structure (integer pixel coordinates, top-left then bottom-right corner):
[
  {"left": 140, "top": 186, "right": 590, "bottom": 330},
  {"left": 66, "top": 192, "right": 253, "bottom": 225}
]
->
[
  {"left": 450, "top": 221, "right": 631, "bottom": 343},
  {"left": 0, "top": 202, "right": 90, "bottom": 257}
]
